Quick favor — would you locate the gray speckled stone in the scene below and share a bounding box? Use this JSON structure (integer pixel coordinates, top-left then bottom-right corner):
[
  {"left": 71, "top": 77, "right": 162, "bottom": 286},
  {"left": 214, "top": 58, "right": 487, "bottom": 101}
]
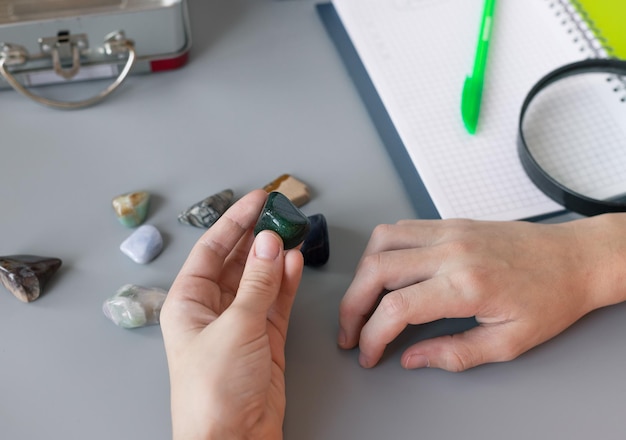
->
[{"left": 178, "top": 189, "right": 234, "bottom": 228}]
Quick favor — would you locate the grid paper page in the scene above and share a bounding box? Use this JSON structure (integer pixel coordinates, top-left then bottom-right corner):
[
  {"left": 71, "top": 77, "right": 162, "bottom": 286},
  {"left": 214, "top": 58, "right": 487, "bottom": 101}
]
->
[{"left": 331, "top": 0, "right": 619, "bottom": 220}]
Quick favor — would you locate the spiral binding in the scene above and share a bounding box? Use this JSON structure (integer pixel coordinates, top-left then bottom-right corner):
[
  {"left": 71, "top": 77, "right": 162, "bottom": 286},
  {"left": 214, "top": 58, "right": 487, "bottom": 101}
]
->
[{"left": 546, "top": 0, "right": 625, "bottom": 103}]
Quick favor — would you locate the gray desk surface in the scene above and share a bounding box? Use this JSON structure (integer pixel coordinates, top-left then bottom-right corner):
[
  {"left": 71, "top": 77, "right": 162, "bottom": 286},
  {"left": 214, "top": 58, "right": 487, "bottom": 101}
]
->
[{"left": 1, "top": 1, "right": 625, "bottom": 439}]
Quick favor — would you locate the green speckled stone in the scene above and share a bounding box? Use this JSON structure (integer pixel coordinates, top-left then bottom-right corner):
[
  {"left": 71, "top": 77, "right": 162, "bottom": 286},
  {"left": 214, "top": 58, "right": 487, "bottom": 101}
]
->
[{"left": 254, "top": 192, "right": 311, "bottom": 249}]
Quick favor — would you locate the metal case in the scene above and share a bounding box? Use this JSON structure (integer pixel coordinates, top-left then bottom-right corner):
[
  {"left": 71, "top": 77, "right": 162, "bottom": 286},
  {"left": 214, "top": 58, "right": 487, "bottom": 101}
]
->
[{"left": 0, "top": 0, "right": 191, "bottom": 108}]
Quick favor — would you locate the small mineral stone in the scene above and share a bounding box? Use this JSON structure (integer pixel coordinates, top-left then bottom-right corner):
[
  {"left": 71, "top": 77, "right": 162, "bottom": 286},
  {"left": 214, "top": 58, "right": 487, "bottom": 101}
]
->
[
  {"left": 263, "top": 174, "right": 310, "bottom": 207},
  {"left": 120, "top": 224, "right": 163, "bottom": 264},
  {"left": 112, "top": 191, "right": 151, "bottom": 228},
  {"left": 254, "top": 192, "right": 310, "bottom": 250},
  {"left": 102, "top": 284, "right": 167, "bottom": 328},
  {"left": 0, "top": 255, "right": 62, "bottom": 302},
  {"left": 301, "top": 214, "right": 330, "bottom": 267},
  {"left": 178, "top": 189, "right": 234, "bottom": 228}
]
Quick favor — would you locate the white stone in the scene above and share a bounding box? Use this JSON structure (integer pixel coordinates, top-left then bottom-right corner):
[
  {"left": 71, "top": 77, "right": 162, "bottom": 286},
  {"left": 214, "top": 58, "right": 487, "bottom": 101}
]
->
[{"left": 102, "top": 284, "right": 168, "bottom": 329}]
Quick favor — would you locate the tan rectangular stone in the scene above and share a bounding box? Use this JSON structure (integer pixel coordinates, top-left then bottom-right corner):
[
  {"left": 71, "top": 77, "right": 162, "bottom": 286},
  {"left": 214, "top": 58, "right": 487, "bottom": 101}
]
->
[{"left": 263, "top": 174, "right": 310, "bottom": 207}]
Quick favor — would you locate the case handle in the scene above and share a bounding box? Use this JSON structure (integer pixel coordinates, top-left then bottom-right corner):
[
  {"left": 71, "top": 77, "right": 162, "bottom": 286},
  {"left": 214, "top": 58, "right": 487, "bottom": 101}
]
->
[{"left": 0, "top": 32, "right": 136, "bottom": 110}]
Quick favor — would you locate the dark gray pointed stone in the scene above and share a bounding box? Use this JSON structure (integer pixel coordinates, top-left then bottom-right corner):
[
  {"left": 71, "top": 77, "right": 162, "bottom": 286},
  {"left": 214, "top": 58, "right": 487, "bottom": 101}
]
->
[
  {"left": 178, "top": 189, "right": 234, "bottom": 228},
  {"left": 0, "top": 255, "right": 62, "bottom": 302}
]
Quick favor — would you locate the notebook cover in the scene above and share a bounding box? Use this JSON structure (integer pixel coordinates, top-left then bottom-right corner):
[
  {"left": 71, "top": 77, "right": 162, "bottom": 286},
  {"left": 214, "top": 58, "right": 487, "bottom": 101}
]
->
[
  {"left": 316, "top": 2, "right": 440, "bottom": 219},
  {"left": 575, "top": 0, "right": 626, "bottom": 59}
]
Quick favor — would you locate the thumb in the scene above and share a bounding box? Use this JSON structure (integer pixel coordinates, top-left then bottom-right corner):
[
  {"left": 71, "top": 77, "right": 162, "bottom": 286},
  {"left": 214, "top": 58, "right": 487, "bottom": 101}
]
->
[
  {"left": 232, "top": 230, "right": 285, "bottom": 316},
  {"left": 401, "top": 325, "right": 524, "bottom": 372}
]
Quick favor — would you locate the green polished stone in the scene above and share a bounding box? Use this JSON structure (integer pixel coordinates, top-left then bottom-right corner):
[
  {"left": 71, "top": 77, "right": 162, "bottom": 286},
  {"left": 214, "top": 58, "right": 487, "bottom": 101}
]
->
[
  {"left": 112, "top": 191, "right": 151, "bottom": 228},
  {"left": 254, "top": 192, "right": 311, "bottom": 249}
]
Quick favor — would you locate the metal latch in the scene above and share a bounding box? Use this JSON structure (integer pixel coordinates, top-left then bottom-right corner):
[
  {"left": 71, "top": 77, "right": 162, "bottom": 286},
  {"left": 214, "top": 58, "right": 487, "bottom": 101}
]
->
[{"left": 39, "top": 31, "right": 89, "bottom": 79}]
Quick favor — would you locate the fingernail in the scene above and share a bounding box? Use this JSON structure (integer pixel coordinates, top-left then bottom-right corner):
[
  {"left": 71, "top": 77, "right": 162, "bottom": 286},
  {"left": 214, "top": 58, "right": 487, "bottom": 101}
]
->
[
  {"left": 337, "top": 328, "right": 347, "bottom": 347},
  {"left": 254, "top": 231, "right": 281, "bottom": 260},
  {"left": 404, "top": 354, "right": 429, "bottom": 369},
  {"left": 359, "top": 353, "right": 370, "bottom": 368}
]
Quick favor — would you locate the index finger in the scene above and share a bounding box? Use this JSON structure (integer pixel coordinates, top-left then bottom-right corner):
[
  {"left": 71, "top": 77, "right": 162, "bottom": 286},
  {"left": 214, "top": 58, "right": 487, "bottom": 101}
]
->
[
  {"left": 338, "top": 242, "right": 444, "bottom": 350},
  {"left": 357, "top": 276, "right": 478, "bottom": 368},
  {"left": 171, "top": 189, "right": 268, "bottom": 296}
]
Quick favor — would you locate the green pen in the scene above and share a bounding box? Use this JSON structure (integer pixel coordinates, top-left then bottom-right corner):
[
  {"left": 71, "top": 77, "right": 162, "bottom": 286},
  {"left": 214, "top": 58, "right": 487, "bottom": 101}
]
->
[{"left": 461, "top": 0, "right": 497, "bottom": 134}]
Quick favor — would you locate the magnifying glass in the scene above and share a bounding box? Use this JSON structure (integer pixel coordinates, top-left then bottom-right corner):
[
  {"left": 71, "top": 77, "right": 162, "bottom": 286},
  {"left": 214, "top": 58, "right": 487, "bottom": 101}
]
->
[{"left": 518, "top": 58, "right": 626, "bottom": 216}]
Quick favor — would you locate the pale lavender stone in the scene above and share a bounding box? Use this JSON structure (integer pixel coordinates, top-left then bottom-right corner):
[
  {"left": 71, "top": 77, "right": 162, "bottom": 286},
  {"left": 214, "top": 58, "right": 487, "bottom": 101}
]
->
[
  {"left": 120, "top": 224, "right": 163, "bottom": 264},
  {"left": 102, "top": 284, "right": 167, "bottom": 328}
]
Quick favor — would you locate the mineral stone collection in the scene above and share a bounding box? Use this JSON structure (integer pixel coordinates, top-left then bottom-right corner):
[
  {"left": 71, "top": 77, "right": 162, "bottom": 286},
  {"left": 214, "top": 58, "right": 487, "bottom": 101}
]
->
[
  {"left": 102, "top": 284, "right": 167, "bottom": 328},
  {"left": 112, "top": 191, "right": 151, "bottom": 228},
  {"left": 263, "top": 174, "right": 310, "bottom": 207},
  {"left": 178, "top": 189, "right": 234, "bottom": 228},
  {"left": 2, "top": 180, "right": 322, "bottom": 312},
  {"left": 301, "top": 214, "right": 330, "bottom": 267},
  {"left": 0, "top": 255, "right": 62, "bottom": 302},
  {"left": 254, "top": 192, "right": 310, "bottom": 250},
  {"left": 120, "top": 224, "right": 164, "bottom": 264}
]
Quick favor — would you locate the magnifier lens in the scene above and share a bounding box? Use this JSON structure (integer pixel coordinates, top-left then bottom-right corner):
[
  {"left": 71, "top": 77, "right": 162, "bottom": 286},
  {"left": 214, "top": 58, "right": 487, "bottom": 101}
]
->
[{"left": 521, "top": 66, "right": 626, "bottom": 212}]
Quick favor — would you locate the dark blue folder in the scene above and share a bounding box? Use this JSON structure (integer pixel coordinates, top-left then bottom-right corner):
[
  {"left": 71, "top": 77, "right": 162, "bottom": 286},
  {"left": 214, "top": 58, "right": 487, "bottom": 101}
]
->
[{"left": 317, "top": 3, "right": 440, "bottom": 219}]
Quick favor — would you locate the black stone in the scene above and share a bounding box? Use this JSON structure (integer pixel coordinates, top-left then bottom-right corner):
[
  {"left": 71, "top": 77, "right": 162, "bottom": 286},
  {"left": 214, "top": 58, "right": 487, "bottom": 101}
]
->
[{"left": 301, "top": 214, "right": 330, "bottom": 267}]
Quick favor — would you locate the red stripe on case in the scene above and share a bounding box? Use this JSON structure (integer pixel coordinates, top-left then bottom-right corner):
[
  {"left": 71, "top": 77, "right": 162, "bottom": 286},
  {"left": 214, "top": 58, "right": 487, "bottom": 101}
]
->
[{"left": 150, "top": 51, "right": 190, "bottom": 72}]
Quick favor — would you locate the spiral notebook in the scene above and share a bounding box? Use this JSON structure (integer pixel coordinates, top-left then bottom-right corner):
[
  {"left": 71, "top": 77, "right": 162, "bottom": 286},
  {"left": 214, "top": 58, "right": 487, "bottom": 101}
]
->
[{"left": 319, "top": 0, "right": 626, "bottom": 220}]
